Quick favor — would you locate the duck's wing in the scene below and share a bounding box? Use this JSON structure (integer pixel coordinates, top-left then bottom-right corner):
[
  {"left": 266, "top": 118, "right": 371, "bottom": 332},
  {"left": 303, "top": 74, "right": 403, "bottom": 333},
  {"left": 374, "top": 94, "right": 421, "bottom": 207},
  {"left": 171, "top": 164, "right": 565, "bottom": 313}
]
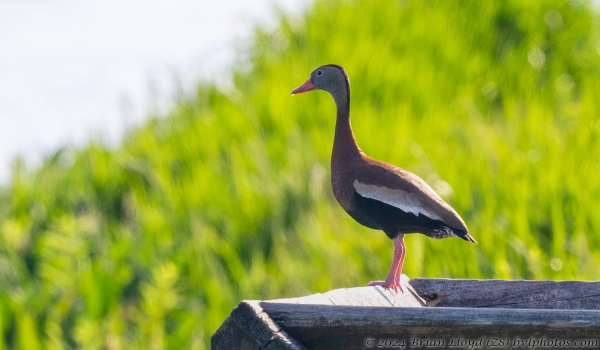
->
[{"left": 352, "top": 157, "right": 469, "bottom": 234}]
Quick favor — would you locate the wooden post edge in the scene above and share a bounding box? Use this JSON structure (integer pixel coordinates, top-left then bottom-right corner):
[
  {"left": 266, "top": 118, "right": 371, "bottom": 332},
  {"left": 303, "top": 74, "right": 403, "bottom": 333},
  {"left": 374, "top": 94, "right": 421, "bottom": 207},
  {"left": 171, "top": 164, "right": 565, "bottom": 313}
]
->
[{"left": 211, "top": 300, "right": 307, "bottom": 350}]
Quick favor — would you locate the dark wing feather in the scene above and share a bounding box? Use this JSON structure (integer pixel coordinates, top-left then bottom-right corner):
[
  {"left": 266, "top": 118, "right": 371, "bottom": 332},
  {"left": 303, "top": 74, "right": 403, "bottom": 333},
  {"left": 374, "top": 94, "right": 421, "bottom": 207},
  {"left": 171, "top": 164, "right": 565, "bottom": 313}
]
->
[{"left": 353, "top": 156, "right": 469, "bottom": 233}]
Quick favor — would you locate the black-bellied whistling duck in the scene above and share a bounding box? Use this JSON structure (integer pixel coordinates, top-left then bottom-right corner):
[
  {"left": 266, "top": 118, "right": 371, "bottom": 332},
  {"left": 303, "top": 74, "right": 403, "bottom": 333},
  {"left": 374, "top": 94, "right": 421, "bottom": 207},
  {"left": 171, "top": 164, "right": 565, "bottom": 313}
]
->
[{"left": 291, "top": 64, "right": 476, "bottom": 293}]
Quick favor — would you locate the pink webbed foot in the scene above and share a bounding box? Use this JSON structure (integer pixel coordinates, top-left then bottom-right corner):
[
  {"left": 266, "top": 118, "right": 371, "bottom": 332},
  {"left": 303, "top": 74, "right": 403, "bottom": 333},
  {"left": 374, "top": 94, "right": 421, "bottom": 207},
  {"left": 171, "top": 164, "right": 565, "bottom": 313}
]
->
[{"left": 368, "top": 280, "right": 403, "bottom": 293}]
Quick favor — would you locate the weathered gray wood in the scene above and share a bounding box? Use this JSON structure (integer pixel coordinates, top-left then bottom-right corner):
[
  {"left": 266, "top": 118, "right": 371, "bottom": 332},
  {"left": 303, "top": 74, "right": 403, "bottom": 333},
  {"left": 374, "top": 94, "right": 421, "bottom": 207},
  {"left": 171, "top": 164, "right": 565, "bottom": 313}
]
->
[
  {"left": 212, "top": 277, "right": 600, "bottom": 349},
  {"left": 410, "top": 278, "right": 600, "bottom": 309},
  {"left": 210, "top": 317, "right": 262, "bottom": 350},
  {"left": 261, "top": 303, "right": 600, "bottom": 350},
  {"left": 269, "top": 275, "right": 425, "bottom": 307},
  {"left": 210, "top": 300, "right": 307, "bottom": 350}
]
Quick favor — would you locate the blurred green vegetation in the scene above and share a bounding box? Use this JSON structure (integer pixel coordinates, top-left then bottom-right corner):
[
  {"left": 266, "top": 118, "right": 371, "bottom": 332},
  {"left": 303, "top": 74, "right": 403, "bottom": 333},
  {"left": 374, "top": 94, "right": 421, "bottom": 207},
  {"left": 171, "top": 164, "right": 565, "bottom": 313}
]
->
[{"left": 1, "top": 0, "right": 600, "bottom": 348}]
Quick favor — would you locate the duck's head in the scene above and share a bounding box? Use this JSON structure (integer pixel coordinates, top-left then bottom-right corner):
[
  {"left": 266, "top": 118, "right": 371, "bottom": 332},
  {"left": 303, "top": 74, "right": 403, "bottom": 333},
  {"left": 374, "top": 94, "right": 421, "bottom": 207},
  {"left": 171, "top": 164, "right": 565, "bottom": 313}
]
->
[{"left": 291, "top": 64, "right": 349, "bottom": 106}]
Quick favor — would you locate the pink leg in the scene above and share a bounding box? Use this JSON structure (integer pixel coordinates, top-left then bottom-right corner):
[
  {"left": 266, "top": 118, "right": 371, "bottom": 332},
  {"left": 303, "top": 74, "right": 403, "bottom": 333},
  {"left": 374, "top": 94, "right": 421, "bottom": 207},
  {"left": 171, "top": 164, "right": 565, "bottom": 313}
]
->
[{"left": 368, "top": 234, "right": 406, "bottom": 293}]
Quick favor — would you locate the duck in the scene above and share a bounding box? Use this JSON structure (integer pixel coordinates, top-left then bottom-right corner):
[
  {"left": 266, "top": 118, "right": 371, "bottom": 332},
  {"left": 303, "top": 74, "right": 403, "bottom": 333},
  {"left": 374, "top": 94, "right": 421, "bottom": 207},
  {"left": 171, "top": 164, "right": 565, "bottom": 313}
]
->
[{"left": 291, "top": 64, "right": 476, "bottom": 292}]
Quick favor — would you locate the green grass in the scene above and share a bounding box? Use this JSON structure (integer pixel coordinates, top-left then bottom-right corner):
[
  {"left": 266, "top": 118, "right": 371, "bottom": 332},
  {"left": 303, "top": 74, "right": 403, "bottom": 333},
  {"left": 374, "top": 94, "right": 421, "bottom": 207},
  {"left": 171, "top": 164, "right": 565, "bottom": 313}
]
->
[{"left": 1, "top": 0, "right": 600, "bottom": 348}]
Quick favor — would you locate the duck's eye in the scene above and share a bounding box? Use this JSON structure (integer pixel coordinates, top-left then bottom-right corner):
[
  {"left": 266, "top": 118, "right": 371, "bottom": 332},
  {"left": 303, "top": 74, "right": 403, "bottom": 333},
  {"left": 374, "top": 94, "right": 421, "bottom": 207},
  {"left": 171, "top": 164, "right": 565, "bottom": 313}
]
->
[{"left": 316, "top": 70, "right": 323, "bottom": 76}]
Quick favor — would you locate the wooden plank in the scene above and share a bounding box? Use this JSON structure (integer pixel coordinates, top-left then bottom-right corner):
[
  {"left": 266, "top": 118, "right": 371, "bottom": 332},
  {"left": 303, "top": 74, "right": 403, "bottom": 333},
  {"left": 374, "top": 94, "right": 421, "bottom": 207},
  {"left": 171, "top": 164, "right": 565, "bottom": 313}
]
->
[
  {"left": 210, "top": 317, "right": 262, "bottom": 350},
  {"left": 410, "top": 278, "right": 600, "bottom": 309},
  {"left": 211, "top": 300, "right": 307, "bottom": 350},
  {"left": 212, "top": 275, "right": 423, "bottom": 349},
  {"left": 213, "top": 277, "right": 600, "bottom": 349},
  {"left": 261, "top": 303, "right": 600, "bottom": 350},
  {"left": 268, "top": 275, "right": 426, "bottom": 307}
]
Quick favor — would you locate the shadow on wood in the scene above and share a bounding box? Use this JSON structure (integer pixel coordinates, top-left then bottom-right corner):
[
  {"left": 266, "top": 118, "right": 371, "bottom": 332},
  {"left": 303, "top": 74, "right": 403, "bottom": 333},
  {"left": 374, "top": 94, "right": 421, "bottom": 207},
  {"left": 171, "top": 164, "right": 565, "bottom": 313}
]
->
[{"left": 211, "top": 276, "right": 600, "bottom": 350}]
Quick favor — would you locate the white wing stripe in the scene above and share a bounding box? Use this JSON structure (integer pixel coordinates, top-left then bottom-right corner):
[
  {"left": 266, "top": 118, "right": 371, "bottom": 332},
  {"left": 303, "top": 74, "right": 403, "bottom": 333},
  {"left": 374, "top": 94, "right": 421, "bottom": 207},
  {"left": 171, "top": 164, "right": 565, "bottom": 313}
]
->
[{"left": 353, "top": 180, "right": 442, "bottom": 221}]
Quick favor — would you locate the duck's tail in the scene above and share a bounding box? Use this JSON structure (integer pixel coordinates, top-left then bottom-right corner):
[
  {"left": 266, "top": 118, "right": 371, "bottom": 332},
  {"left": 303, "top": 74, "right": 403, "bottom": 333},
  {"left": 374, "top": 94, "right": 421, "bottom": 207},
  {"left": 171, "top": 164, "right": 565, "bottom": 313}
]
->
[{"left": 454, "top": 229, "right": 477, "bottom": 244}]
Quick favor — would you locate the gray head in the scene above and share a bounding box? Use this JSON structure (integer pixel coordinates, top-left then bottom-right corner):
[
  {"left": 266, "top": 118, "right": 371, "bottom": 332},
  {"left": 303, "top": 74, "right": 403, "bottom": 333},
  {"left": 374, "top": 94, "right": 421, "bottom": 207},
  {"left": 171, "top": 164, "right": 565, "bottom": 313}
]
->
[{"left": 291, "top": 64, "right": 350, "bottom": 107}]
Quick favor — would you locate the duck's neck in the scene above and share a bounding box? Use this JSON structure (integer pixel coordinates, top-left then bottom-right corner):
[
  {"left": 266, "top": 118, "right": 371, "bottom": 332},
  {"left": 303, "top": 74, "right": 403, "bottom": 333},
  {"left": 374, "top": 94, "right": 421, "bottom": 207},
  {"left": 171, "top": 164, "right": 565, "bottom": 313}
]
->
[{"left": 331, "top": 90, "right": 362, "bottom": 169}]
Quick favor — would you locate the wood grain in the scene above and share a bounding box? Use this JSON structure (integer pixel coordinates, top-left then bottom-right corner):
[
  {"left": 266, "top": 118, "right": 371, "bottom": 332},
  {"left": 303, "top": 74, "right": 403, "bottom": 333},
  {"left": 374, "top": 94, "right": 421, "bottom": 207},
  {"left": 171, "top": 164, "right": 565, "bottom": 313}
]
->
[
  {"left": 261, "top": 303, "right": 600, "bottom": 350},
  {"left": 212, "top": 276, "right": 600, "bottom": 349},
  {"left": 211, "top": 300, "right": 307, "bottom": 350},
  {"left": 267, "top": 275, "right": 425, "bottom": 307},
  {"left": 410, "top": 278, "right": 600, "bottom": 309}
]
